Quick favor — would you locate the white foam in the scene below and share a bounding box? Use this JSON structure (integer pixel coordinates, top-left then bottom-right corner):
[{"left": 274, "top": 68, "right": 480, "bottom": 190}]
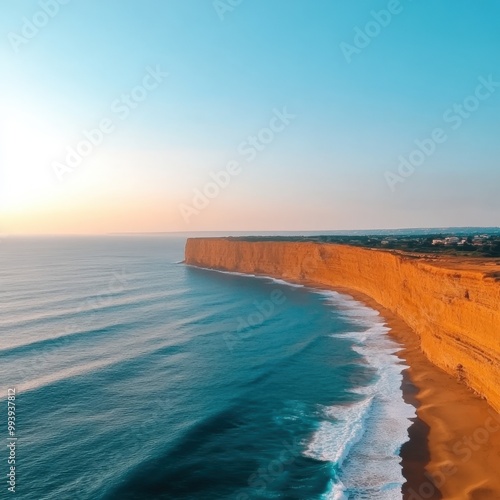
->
[
  {"left": 267, "top": 277, "right": 304, "bottom": 288},
  {"left": 305, "top": 290, "right": 415, "bottom": 499},
  {"left": 305, "top": 398, "right": 373, "bottom": 464},
  {"left": 187, "top": 266, "right": 415, "bottom": 497},
  {"left": 329, "top": 481, "right": 348, "bottom": 500},
  {"left": 186, "top": 265, "right": 305, "bottom": 288}
]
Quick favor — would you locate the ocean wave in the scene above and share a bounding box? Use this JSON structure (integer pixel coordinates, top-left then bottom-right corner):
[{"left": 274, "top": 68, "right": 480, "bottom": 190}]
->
[
  {"left": 187, "top": 267, "right": 415, "bottom": 497},
  {"left": 304, "top": 291, "right": 416, "bottom": 499},
  {"left": 0, "top": 287, "right": 189, "bottom": 330},
  {"left": 304, "top": 397, "right": 374, "bottom": 465},
  {"left": 0, "top": 341, "right": 190, "bottom": 398},
  {"left": 0, "top": 289, "right": 222, "bottom": 355},
  {"left": 0, "top": 321, "right": 141, "bottom": 357}
]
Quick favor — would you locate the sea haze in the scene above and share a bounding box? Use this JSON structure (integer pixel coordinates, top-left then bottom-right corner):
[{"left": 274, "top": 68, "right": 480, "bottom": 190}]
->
[{"left": 0, "top": 236, "right": 414, "bottom": 499}]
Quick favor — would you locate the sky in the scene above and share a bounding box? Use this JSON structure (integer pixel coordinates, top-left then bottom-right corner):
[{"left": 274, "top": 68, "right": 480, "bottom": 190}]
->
[{"left": 0, "top": 0, "right": 499, "bottom": 234}]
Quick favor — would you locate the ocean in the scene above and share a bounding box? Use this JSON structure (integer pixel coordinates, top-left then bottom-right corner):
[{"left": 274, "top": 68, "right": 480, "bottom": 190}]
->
[{"left": 0, "top": 236, "right": 415, "bottom": 499}]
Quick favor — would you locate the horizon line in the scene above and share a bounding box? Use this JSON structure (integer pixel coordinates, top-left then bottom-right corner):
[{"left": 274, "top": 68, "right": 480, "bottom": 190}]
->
[{"left": 1, "top": 226, "right": 499, "bottom": 237}]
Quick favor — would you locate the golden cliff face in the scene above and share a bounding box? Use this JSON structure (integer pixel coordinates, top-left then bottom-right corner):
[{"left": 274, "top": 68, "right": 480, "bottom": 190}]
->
[{"left": 185, "top": 238, "right": 500, "bottom": 413}]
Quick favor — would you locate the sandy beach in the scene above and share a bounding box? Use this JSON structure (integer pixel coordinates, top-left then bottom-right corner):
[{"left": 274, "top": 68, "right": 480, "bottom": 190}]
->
[{"left": 339, "top": 287, "right": 500, "bottom": 500}]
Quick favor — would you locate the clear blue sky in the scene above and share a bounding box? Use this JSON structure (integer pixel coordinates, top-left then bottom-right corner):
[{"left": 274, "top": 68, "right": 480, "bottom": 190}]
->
[{"left": 1, "top": 0, "right": 499, "bottom": 233}]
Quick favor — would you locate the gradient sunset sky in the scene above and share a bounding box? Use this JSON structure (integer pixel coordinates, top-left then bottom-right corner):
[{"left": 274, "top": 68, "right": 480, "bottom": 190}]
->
[{"left": 1, "top": 0, "right": 499, "bottom": 234}]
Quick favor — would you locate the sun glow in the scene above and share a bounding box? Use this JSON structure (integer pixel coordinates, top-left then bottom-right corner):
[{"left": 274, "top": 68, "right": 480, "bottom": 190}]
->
[{"left": 0, "top": 109, "right": 64, "bottom": 212}]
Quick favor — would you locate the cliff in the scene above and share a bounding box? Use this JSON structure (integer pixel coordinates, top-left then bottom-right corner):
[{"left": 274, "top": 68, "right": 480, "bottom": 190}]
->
[{"left": 185, "top": 238, "right": 500, "bottom": 413}]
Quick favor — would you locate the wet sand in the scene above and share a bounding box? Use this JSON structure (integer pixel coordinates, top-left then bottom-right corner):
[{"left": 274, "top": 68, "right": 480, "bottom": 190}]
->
[{"left": 334, "top": 286, "right": 500, "bottom": 500}]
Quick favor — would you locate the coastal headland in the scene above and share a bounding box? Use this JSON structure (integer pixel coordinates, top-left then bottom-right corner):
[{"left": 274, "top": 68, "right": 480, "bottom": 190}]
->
[{"left": 185, "top": 237, "right": 500, "bottom": 499}]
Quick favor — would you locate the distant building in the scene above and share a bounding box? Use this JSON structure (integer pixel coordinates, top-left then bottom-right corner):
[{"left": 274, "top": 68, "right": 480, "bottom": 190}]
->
[
  {"left": 432, "top": 239, "right": 445, "bottom": 245},
  {"left": 444, "top": 237, "right": 460, "bottom": 246}
]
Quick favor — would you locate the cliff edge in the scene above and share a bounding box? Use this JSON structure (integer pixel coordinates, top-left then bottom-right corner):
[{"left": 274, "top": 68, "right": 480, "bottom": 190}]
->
[{"left": 185, "top": 238, "right": 500, "bottom": 413}]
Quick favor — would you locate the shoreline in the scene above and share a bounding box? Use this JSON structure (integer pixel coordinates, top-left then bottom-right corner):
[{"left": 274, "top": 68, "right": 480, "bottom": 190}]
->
[
  {"left": 187, "top": 261, "right": 500, "bottom": 498},
  {"left": 185, "top": 238, "right": 500, "bottom": 417},
  {"left": 185, "top": 239, "right": 500, "bottom": 498},
  {"left": 330, "top": 285, "right": 500, "bottom": 500}
]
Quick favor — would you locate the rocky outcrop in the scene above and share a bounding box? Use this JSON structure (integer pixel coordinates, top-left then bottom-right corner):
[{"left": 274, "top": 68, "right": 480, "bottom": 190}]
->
[{"left": 185, "top": 238, "right": 500, "bottom": 413}]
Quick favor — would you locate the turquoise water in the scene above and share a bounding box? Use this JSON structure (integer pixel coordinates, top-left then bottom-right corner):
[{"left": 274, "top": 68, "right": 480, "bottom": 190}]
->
[{"left": 0, "top": 236, "right": 414, "bottom": 499}]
